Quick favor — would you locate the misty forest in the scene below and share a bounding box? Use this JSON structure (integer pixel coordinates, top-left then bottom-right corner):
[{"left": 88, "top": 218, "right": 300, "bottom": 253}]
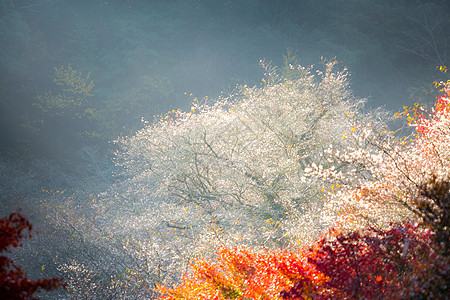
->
[{"left": 0, "top": 0, "right": 449, "bottom": 299}]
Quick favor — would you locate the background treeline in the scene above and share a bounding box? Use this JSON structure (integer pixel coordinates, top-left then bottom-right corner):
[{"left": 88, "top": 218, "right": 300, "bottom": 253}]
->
[{"left": 1, "top": 0, "right": 449, "bottom": 161}]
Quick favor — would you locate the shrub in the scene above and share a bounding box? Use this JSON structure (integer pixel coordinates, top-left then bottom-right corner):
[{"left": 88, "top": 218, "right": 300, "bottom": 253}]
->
[{"left": 0, "top": 212, "right": 64, "bottom": 299}]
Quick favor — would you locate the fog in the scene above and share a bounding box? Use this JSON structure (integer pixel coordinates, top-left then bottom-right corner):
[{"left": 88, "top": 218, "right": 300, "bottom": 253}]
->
[
  {"left": 1, "top": 0, "right": 448, "bottom": 158},
  {"left": 0, "top": 0, "right": 449, "bottom": 298}
]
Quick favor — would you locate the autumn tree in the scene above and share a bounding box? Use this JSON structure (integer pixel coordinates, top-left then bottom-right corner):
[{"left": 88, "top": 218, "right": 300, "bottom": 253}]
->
[
  {"left": 310, "top": 71, "right": 450, "bottom": 233},
  {"left": 0, "top": 212, "right": 64, "bottom": 299},
  {"left": 302, "top": 71, "right": 450, "bottom": 298}
]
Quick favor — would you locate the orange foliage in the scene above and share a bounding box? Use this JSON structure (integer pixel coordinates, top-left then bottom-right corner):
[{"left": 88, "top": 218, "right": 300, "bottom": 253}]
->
[{"left": 157, "top": 246, "right": 326, "bottom": 299}]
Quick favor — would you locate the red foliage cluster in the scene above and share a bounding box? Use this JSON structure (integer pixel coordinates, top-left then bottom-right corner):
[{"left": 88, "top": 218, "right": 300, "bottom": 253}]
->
[
  {"left": 0, "top": 212, "right": 64, "bottom": 300},
  {"left": 158, "top": 223, "right": 443, "bottom": 299},
  {"left": 282, "top": 224, "right": 440, "bottom": 299}
]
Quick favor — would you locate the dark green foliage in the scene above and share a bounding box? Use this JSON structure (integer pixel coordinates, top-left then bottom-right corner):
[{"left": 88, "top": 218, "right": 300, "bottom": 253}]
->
[{"left": 418, "top": 178, "right": 449, "bottom": 255}]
